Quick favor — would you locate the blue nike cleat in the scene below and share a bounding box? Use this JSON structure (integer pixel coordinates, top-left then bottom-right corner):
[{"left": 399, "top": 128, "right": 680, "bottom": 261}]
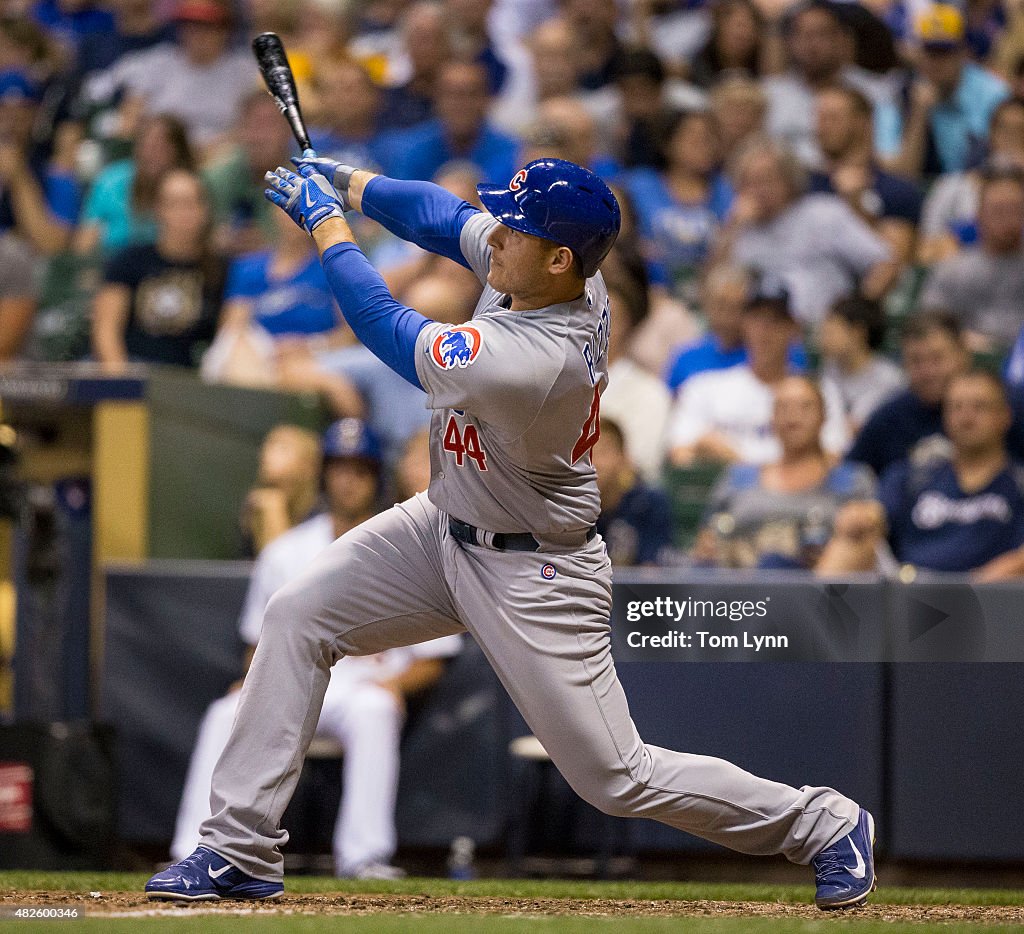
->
[
  {"left": 813, "top": 809, "right": 876, "bottom": 910},
  {"left": 145, "top": 846, "right": 283, "bottom": 901}
]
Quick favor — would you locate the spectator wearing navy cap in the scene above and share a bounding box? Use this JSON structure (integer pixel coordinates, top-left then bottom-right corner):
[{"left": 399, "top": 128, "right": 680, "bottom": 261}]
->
[
  {"left": 0, "top": 69, "right": 81, "bottom": 256},
  {"left": 667, "top": 276, "right": 848, "bottom": 467}
]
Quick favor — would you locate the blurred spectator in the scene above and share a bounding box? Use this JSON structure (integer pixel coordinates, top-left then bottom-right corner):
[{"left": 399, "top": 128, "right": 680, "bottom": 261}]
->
[
  {"left": 521, "top": 96, "right": 619, "bottom": 177},
  {"left": 306, "top": 57, "right": 392, "bottom": 172},
  {"left": 446, "top": 0, "right": 508, "bottom": 94},
  {"left": 709, "top": 74, "right": 768, "bottom": 156},
  {"left": 695, "top": 375, "right": 875, "bottom": 570},
  {"left": 203, "top": 89, "right": 294, "bottom": 256},
  {"left": 0, "top": 68, "right": 80, "bottom": 255},
  {"left": 877, "top": 4, "right": 1009, "bottom": 178},
  {"left": 563, "top": 0, "right": 624, "bottom": 91},
  {"left": 811, "top": 83, "right": 922, "bottom": 268},
  {"left": 111, "top": 0, "right": 254, "bottom": 152},
  {"left": 608, "top": 46, "right": 697, "bottom": 172},
  {"left": 689, "top": 0, "right": 773, "bottom": 90},
  {"left": 763, "top": 0, "right": 892, "bottom": 168},
  {"left": 664, "top": 263, "right": 750, "bottom": 394},
  {"left": 593, "top": 417, "right": 674, "bottom": 566},
  {"left": 664, "top": 263, "right": 807, "bottom": 394},
  {"left": 387, "top": 59, "right": 519, "bottom": 182},
  {"left": 74, "top": 0, "right": 173, "bottom": 78},
  {"left": 717, "top": 137, "right": 896, "bottom": 325},
  {"left": 172, "top": 418, "right": 462, "bottom": 879},
  {"left": 847, "top": 310, "right": 969, "bottom": 476},
  {"left": 91, "top": 168, "right": 226, "bottom": 372},
  {"left": 32, "top": 0, "right": 113, "bottom": 64},
  {"left": 626, "top": 109, "right": 733, "bottom": 301},
  {"left": 918, "top": 167, "right": 1024, "bottom": 350},
  {"left": 0, "top": 232, "right": 37, "bottom": 360},
  {"left": 600, "top": 274, "right": 671, "bottom": 485},
  {"left": 73, "top": 113, "right": 194, "bottom": 256},
  {"left": 823, "top": 371, "right": 1024, "bottom": 579},
  {"left": 394, "top": 427, "right": 432, "bottom": 500},
  {"left": 290, "top": 0, "right": 359, "bottom": 84},
  {"left": 240, "top": 423, "right": 322, "bottom": 557},
  {"left": 491, "top": 16, "right": 580, "bottom": 135},
  {"left": 376, "top": 1, "right": 449, "bottom": 129},
  {"left": 818, "top": 295, "right": 906, "bottom": 432},
  {"left": 202, "top": 207, "right": 355, "bottom": 389},
  {"left": 918, "top": 97, "right": 1024, "bottom": 263},
  {"left": 668, "top": 278, "right": 848, "bottom": 466}
]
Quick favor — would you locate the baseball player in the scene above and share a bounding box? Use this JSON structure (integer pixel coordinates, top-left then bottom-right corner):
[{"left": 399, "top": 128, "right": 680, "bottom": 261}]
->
[
  {"left": 171, "top": 419, "right": 461, "bottom": 879},
  {"left": 146, "top": 156, "right": 875, "bottom": 909}
]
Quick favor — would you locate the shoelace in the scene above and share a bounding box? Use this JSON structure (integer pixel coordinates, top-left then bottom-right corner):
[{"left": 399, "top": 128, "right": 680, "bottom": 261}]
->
[
  {"left": 177, "top": 848, "right": 222, "bottom": 872},
  {"left": 812, "top": 845, "right": 847, "bottom": 878}
]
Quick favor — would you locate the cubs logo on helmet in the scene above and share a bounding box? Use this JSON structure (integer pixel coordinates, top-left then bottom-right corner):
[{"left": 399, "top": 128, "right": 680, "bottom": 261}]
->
[
  {"left": 508, "top": 168, "right": 528, "bottom": 191},
  {"left": 431, "top": 326, "right": 483, "bottom": 370}
]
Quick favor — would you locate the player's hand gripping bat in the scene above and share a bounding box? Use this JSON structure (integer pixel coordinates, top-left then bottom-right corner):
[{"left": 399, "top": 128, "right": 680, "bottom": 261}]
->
[{"left": 252, "top": 31, "right": 312, "bottom": 153}]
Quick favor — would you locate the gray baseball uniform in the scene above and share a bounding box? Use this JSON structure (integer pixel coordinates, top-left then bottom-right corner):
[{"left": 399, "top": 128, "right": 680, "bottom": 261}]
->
[{"left": 199, "top": 212, "right": 858, "bottom": 881}]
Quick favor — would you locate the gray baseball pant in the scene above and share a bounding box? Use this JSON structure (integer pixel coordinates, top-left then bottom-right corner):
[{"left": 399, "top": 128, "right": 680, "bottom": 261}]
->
[{"left": 199, "top": 492, "right": 858, "bottom": 881}]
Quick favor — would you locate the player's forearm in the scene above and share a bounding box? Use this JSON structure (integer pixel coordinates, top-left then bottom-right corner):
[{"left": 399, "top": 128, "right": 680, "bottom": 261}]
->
[
  {"left": 312, "top": 222, "right": 429, "bottom": 389},
  {"left": 357, "top": 175, "right": 478, "bottom": 268}
]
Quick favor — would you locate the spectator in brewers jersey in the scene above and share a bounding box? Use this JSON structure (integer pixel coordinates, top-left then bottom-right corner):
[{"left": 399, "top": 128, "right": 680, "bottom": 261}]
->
[{"left": 820, "top": 371, "right": 1024, "bottom": 579}]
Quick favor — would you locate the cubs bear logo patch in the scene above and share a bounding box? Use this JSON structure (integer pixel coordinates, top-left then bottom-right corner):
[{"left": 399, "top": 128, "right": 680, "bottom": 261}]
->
[{"left": 431, "top": 326, "right": 483, "bottom": 370}]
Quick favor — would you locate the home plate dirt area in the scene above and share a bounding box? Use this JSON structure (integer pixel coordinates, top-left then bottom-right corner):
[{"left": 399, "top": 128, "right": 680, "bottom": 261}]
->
[{"left": 4, "top": 889, "right": 1024, "bottom": 924}]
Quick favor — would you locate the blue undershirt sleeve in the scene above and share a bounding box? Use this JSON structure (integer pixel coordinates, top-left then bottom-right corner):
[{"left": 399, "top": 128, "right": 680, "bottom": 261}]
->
[
  {"left": 321, "top": 241, "right": 430, "bottom": 390},
  {"left": 359, "top": 175, "right": 480, "bottom": 268}
]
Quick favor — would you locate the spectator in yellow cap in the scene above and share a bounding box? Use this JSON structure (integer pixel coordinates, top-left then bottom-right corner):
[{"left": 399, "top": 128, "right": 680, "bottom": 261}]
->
[{"left": 876, "top": 3, "right": 1009, "bottom": 178}]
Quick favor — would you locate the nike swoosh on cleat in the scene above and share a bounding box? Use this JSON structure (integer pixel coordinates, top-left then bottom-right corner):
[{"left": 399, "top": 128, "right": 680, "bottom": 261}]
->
[
  {"left": 849, "top": 839, "right": 866, "bottom": 880},
  {"left": 208, "top": 864, "right": 233, "bottom": 880}
]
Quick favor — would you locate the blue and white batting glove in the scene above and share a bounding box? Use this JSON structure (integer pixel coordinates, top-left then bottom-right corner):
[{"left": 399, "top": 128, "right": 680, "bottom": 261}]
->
[
  {"left": 264, "top": 163, "right": 346, "bottom": 235},
  {"left": 292, "top": 149, "right": 358, "bottom": 212}
]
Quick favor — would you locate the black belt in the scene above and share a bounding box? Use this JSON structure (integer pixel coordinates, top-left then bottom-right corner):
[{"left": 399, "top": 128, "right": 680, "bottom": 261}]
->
[{"left": 447, "top": 516, "right": 596, "bottom": 552}]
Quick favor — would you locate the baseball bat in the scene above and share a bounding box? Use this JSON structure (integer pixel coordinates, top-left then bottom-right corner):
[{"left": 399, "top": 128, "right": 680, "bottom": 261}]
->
[{"left": 252, "top": 32, "right": 312, "bottom": 152}]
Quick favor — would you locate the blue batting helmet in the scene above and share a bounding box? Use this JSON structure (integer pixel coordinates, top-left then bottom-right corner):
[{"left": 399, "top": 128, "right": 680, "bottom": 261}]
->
[
  {"left": 321, "top": 418, "right": 382, "bottom": 465},
  {"left": 477, "top": 158, "right": 621, "bottom": 278}
]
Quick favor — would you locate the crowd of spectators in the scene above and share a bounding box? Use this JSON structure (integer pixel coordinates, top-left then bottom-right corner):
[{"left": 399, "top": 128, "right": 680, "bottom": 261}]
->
[{"left": 6, "top": 0, "right": 1024, "bottom": 578}]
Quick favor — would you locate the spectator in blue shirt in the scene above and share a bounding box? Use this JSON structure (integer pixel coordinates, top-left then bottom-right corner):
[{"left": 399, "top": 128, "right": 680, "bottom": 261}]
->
[
  {"left": 665, "top": 263, "right": 750, "bottom": 394},
  {"left": 626, "top": 109, "right": 734, "bottom": 301},
  {"left": 0, "top": 69, "right": 81, "bottom": 256},
  {"left": 376, "top": 1, "right": 449, "bottom": 130},
  {"left": 664, "top": 264, "right": 808, "bottom": 394},
  {"left": 877, "top": 4, "right": 1009, "bottom": 178},
  {"left": 218, "top": 208, "right": 345, "bottom": 343},
  {"left": 824, "top": 370, "right": 1024, "bottom": 579},
  {"left": 385, "top": 60, "right": 520, "bottom": 183},
  {"left": 74, "top": 114, "right": 195, "bottom": 256},
  {"left": 592, "top": 418, "right": 675, "bottom": 567},
  {"left": 306, "top": 58, "right": 395, "bottom": 175}
]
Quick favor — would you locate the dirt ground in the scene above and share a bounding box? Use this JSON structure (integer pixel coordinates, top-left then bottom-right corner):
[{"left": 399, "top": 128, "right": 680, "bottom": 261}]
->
[{"left": 4, "top": 891, "right": 1024, "bottom": 924}]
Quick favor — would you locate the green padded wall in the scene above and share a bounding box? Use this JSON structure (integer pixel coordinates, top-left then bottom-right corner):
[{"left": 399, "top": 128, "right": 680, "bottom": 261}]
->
[{"left": 146, "top": 369, "right": 326, "bottom": 559}]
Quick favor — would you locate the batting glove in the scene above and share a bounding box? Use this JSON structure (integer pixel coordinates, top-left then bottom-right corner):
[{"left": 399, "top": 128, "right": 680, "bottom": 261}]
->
[
  {"left": 291, "top": 150, "right": 358, "bottom": 211},
  {"left": 264, "top": 164, "right": 346, "bottom": 235}
]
